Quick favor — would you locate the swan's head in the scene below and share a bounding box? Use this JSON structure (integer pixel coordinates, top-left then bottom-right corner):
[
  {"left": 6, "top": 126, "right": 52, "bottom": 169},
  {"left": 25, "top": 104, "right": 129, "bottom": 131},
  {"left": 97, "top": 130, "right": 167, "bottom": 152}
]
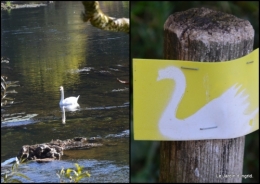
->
[
  {"left": 157, "top": 66, "right": 183, "bottom": 81},
  {"left": 60, "top": 86, "right": 64, "bottom": 91}
]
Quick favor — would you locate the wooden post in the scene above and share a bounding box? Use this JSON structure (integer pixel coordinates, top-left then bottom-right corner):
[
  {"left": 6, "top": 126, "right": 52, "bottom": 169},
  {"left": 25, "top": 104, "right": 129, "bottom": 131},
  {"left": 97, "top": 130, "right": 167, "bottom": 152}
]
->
[{"left": 160, "top": 7, "right": 254, "bottom": 183}]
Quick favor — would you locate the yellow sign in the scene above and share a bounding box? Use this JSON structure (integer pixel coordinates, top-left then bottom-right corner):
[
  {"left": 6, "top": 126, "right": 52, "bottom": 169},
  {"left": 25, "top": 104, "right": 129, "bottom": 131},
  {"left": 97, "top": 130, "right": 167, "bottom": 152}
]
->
[{"left": 133, "top": 49, "right": 259, "bottom": 140}]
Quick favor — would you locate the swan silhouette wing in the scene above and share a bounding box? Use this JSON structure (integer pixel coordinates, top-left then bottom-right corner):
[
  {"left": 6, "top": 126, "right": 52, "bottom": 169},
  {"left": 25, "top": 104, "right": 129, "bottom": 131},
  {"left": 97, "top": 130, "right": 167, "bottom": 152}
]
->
[
  {"left": 184, "top": 83, "right": 256, "bottom": 139},
  {"left": 157, "top": 65, "right": 258, "bottom": 140}
]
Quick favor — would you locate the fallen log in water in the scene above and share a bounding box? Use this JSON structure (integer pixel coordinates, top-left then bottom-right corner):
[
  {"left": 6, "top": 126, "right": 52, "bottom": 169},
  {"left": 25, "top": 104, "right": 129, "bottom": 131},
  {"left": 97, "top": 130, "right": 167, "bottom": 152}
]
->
[{"left": 17, "top": 137, "right": 103, "bottom": 162}]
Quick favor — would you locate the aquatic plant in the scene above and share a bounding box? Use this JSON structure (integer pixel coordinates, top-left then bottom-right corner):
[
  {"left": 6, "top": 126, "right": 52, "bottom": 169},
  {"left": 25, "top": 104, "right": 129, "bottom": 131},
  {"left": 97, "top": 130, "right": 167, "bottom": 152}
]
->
[
  {"left": 5, "top": 1, "right": 11, "bottom": 8},
  {"left": 56, "top": 163, "right": 91, "bottom": 183},
  {"left": 1, "top": 158, "right": 31, "bottom": 183},
  {"left": 1, "top": 57, "right": 19, "bottom": 107}
]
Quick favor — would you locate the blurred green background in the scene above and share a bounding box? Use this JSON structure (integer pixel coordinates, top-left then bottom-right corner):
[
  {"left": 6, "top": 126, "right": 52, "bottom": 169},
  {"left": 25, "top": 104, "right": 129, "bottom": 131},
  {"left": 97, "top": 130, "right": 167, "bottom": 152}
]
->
[{"left": 131, "top": 1, "right": 259, "bottom": 183}]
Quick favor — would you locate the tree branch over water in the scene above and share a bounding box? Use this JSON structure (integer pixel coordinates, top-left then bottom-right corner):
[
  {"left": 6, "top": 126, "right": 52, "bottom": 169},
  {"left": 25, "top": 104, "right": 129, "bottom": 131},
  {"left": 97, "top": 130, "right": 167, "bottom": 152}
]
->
[{"left": 81, "top": 1, "right": 129, "bottom": 34}]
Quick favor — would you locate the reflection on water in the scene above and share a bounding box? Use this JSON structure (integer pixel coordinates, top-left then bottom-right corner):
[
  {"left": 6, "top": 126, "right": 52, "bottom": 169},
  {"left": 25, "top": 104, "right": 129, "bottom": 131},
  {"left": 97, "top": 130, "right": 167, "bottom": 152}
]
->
[
  {"left": 1, "top": 1, "right": 129, "bottom": 182},
  {"left": 61, "top": 104, "right": 80, "bottom": 124}
]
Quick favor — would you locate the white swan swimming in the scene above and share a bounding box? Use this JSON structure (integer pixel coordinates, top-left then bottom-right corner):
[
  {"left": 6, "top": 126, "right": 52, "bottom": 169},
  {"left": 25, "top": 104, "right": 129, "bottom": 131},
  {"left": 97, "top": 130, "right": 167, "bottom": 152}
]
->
[
  {"left": 157, "top": 66, "right": 258, "bottom": 140},
  {"left": 59, "top": 86, "right": 80, "bottom": 106}
]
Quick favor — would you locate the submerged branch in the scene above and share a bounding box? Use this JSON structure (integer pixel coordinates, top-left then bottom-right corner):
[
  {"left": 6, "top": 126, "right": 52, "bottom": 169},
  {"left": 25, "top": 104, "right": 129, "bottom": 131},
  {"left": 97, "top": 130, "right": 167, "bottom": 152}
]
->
[{"left": 81, "top": 1, "right": 129, "bottom": 34}]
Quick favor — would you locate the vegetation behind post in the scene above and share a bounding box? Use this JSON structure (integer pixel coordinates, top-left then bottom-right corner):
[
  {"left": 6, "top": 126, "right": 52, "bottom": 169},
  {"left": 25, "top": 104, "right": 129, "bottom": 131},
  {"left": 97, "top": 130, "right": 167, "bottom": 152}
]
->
[{"left": 160, "top": 7, "right": 254, "bottom": 183}]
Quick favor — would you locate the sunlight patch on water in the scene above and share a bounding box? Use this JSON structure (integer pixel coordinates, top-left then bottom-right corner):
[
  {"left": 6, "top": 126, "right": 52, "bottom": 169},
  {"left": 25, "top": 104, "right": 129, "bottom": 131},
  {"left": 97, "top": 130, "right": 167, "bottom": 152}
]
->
[
  {"left": 111, "top": 87, "right": 128, "bottom": 92},
  {"left": 85, "top": 103, "right": 129, "bottom": 110},
  {"left": 68, "top": 67, "right": 94, "bottom": 74},
  {"left": 1, "top": 113, "right": 38, "bottom": 127}
]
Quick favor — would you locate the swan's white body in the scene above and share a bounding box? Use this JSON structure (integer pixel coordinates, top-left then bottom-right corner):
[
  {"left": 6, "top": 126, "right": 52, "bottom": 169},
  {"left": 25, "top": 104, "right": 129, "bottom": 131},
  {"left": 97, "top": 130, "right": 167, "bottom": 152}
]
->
[
  {"left": 157, "top": 66, "right": 258, "bottom": 140},
  {"left": 59, "top": 86, "right": 80, "bottom": 106}
]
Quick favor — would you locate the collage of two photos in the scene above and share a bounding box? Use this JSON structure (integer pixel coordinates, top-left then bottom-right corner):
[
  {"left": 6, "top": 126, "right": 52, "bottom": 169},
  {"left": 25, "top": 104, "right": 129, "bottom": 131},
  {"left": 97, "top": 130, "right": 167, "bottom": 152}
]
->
[{"left": 1, "top": 1, "right": 259, "bottom": 183}]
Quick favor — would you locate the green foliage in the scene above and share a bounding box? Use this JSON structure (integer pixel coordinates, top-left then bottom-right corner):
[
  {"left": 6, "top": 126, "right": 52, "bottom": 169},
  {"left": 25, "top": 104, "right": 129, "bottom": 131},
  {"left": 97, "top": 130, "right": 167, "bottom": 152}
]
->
[
  {"left": 131, "top": 1, "right": 172, "bottom": 59},
  {"left": 1, "top": 58, "right": 19, "bottom": 106},
  {"left": 2, "top": 160, "right": 90, "bottom": 183},
  {"left": 56, "top": 163, "right": 91, "bottom": 183},
  {"left": 1, "top": 158, "right": 31, "bottom": 183},
  {"left": 5, "top": 1, "right": 11, "bottom": 7},
  {"left": 131, "top": 1, "right": 259, "bottom": 59},
  {"left": 243, "top": 131, "right": 259, "bottom": 183}
]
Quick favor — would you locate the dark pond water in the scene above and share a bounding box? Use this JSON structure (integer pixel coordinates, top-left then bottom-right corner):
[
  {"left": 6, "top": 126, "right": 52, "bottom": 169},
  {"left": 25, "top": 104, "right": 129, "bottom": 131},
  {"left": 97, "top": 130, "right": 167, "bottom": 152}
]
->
[{"left": 1, "top": 1, "right": 129, "bottom": 182}]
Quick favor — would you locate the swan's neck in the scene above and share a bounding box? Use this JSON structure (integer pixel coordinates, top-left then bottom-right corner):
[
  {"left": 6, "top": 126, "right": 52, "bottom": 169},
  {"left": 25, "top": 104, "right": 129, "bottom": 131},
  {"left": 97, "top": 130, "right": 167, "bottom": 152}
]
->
[
  {"left": 60, "top": 90, "right": 64, "bottom": 102},
  {"left": 159, "top": 68, "right": 186, "bottom": 138},
  {"left": 161, "top": 69, "right": 186, "bottom": 122}
]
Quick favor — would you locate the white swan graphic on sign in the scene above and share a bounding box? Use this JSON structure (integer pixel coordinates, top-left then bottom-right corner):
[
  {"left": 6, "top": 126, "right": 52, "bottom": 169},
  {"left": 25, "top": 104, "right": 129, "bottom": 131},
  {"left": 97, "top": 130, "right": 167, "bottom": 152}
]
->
[{"left": 157, "top": 66, "right": 258, "bottom": 140}]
